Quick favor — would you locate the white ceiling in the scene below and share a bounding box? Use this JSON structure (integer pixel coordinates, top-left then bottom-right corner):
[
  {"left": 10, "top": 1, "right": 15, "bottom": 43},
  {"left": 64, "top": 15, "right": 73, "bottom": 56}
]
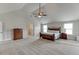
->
[
  {"left": 0, "top": 3, "right": 79, "bottom": 22},
  {"left": 0, "top": 3, "right": 25, "bottom": 14},
  {"left": 45, "top": 3, "right": 79, "bottom": 22}
]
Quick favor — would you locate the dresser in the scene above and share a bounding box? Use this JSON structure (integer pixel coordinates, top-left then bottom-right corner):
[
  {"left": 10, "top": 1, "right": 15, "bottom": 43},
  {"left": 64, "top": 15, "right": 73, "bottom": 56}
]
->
[{"left": 13, "top": 28, "right": 23, "bottom": 40}]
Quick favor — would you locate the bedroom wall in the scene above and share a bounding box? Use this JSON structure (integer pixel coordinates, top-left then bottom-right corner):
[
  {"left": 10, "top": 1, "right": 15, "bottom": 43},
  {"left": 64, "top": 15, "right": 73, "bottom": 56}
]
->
[
  {"left": 0, "top": 15, "right": 28, "bottom": 41},
  {"left": 0, "top": 10, "right": 35, "bottom": 41},
  {"left": 0, "top": 9, "right": 42, "bottom": 41},
  {"left": 33, "top": 17, "right": 50, "bottom": 39},
  {"left": 47, "top": 20, "right": 79, "bottom": 40}
]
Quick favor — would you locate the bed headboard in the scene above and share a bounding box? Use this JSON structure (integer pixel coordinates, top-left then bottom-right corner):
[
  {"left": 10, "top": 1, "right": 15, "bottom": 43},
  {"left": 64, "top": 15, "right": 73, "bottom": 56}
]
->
[{"left": 48, "top": 27, "right": 61, "bottom": 33}]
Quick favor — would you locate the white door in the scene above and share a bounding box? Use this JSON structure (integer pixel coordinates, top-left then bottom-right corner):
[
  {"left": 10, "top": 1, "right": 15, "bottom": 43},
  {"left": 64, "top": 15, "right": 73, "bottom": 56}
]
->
[{"left": 0, "top": 22, "right": 3, "bottom": 41}]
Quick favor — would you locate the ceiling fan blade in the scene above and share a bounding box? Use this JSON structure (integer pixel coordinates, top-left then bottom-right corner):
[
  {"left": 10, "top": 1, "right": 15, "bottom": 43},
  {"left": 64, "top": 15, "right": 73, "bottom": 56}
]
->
[{"left": 43, "top": 14, "right": 47, "bottom": 16}]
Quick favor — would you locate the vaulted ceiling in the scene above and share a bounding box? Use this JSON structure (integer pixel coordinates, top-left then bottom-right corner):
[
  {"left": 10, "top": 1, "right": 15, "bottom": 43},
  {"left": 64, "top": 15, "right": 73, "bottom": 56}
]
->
[
  {"left": 0, "top": 3, "right": 25, "bottom": 14},
  {"left": 0, "top": 3, "right": 79, "bottom": 22}
]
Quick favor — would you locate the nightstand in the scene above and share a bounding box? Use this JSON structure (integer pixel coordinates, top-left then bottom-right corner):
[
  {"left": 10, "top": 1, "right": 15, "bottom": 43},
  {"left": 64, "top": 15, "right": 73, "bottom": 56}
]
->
[{"left": 60, "top": 33, "right": 67, "bottom": 39}]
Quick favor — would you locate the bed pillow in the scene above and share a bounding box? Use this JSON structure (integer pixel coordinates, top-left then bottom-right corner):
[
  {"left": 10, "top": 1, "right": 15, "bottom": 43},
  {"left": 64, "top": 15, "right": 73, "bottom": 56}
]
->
[{"left": 48, "top": 30, "right": 59, "bottom": 33}]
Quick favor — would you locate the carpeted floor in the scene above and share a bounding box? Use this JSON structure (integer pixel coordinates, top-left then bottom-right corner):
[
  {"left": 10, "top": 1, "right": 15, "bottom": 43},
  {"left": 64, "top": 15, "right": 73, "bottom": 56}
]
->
[{"left": 0, "top": 38, "right": 79, "bottom": 55}]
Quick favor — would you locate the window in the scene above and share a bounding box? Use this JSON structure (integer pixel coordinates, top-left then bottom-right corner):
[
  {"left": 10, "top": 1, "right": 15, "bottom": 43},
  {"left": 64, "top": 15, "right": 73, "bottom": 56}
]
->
[
  {"left": 64, "top": 23, "right": 73, "bottom": 34},
  {"left": 43, "top": 24, "right": 47, "bottom": 33}
]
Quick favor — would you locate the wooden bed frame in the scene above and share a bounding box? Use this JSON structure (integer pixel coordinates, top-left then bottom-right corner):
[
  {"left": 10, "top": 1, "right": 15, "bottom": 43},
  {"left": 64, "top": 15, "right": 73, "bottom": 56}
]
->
[{"left": 40, "top": 27, "right": 61, "bottom": 41}]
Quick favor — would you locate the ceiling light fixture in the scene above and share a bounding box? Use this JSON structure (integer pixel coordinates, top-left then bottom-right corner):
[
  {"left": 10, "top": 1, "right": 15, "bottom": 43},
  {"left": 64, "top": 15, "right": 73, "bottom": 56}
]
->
[{"left": 33, "top": 3, "right": 47, "bottom": 18}]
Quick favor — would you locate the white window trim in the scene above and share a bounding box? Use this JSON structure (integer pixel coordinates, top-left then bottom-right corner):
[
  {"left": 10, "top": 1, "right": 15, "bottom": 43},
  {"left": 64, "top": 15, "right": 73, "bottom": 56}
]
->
[{"left": 64, "top": 23, "right": 73, "bottom": 35}]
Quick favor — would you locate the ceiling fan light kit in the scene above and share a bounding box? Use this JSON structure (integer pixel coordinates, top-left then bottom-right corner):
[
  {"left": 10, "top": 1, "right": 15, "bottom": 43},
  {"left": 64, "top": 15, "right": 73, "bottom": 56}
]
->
[{"left": 33, "top": 3, "right": 47, "bottom": 18}]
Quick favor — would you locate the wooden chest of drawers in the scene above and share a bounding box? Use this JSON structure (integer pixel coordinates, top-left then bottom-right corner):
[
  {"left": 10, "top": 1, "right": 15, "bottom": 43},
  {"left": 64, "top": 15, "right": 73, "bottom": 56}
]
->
[{"left": 13, "top": 28, "right": 23, "bottom": 40}]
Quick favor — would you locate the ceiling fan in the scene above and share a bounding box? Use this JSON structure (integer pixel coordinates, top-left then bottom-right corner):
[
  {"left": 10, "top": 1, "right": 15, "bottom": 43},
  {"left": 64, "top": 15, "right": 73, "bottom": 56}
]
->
[{"left": 33, "top": 3, "right": 47, "bottom": 18}]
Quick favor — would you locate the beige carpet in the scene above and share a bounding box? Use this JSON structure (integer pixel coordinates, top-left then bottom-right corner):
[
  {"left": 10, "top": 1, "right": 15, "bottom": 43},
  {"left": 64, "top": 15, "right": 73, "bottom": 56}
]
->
[{"left": 0, "top": 38, "right": 79, "bottom": 55}]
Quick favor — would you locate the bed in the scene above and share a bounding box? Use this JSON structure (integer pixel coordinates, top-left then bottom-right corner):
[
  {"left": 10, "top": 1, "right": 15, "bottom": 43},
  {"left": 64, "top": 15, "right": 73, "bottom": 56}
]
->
[{"left": 40, "top": 27, "right": 61, "bottom": 41}]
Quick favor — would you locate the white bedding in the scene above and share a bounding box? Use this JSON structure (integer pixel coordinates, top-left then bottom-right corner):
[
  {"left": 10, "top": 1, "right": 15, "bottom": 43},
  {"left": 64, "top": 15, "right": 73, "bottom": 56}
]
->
[{"left": 54, "top": 33, "right": 60, "bottom": 39}]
